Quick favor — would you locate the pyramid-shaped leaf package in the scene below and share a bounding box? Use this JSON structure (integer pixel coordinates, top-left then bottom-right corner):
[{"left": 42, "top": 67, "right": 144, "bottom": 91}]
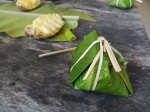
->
[{"left": 69, "top": 30, "right": 133, "bottom": 96}]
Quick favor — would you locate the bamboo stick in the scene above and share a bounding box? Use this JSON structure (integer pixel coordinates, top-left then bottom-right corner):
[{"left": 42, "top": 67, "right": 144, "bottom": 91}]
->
[
  {"left": 104, "top": 40, "right": 121, "bottom": 72},
  {"left": 83, "top": 51, "right": 101, "bottom": 80},
  {"left": 39, "top": 47, "right": 76, "bottom": 58},
  {"left": 92, "top": 39, "right": 104, "bottom": 91}
]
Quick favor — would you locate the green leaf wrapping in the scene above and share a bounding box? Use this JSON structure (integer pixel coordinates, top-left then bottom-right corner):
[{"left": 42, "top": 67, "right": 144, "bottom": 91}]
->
[
  {"left": 0, "top": 2, "right": 95, "bottom": 41},
  {"left": 69, "top": 30, "right": 133, "bottom": 96},
  {"left": 109, "top": 0, "right": 134, "bottom": 9},
  {"left": 65, "top": 30, "right": 76, "bottom": 42}
]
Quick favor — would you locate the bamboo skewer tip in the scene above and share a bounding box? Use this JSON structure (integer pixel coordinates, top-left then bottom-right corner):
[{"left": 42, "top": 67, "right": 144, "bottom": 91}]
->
[{"left": 39, "top": 47, "right": 76, "bottom": 58}]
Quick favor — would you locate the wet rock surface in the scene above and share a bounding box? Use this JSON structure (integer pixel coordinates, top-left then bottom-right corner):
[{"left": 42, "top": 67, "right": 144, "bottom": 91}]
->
[{"left": 0, "top": 0, "right": 150, "bottom": 112}]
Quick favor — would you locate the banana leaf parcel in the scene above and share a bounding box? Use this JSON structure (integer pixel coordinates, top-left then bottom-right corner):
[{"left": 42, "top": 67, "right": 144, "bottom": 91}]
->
[
  {"left": 69, "top": 31, "right": 133, "bottom": 96},
  {"left": 109, "top": 0, "right": 134, "bottom": 9}
]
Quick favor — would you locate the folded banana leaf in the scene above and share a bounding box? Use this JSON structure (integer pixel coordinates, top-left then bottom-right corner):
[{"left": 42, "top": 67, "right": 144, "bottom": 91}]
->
[
  {"left": 109, "top": 0, "right": 134, "bottom": 9},
  {"left": 69, "top": 30, "right": 133, "bottom": 96}
]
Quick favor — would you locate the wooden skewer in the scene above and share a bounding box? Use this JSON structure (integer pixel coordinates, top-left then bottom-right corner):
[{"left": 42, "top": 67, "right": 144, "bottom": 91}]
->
[
  {"left": 39, "top": 47, "right": 76, "bottom": 58},
  {"left": 92, "top": 38, "right": 104, "bottom": 91},
  {"left": 83, "top": 51, "right": 101, "bottom": 80},
  {"left": 104, "top": 40, "right": 121, "bottom": 72}
]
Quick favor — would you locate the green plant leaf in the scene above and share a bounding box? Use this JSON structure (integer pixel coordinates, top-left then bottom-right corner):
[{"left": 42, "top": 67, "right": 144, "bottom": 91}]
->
[{"left": 0, "top": 2, "right": 95, "bottom": 41}]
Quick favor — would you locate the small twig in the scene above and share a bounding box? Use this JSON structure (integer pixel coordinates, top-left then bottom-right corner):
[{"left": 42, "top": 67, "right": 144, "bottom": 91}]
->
[{"left": 39, "top": 47, "right": 76, "bottom": 58}]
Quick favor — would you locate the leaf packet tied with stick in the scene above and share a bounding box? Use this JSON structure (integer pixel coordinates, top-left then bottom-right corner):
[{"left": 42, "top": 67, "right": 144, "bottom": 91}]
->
[
  {"left": 69, "top": 31, "right": 133, "bottom": 96},
  {"left": 109, "top": 0, "right": 134, "bottom": 9}
]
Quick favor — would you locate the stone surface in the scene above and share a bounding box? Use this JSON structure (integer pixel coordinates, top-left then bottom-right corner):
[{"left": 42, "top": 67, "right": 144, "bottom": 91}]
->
[{"left": 0, "top": 0, "right": 150, "bottom": 112}]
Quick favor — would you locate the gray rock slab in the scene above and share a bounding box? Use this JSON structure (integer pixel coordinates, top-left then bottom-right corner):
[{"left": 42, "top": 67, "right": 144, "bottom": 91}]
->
[{"left": 0, "top": 0, "right": 150, "bottom": 112}]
